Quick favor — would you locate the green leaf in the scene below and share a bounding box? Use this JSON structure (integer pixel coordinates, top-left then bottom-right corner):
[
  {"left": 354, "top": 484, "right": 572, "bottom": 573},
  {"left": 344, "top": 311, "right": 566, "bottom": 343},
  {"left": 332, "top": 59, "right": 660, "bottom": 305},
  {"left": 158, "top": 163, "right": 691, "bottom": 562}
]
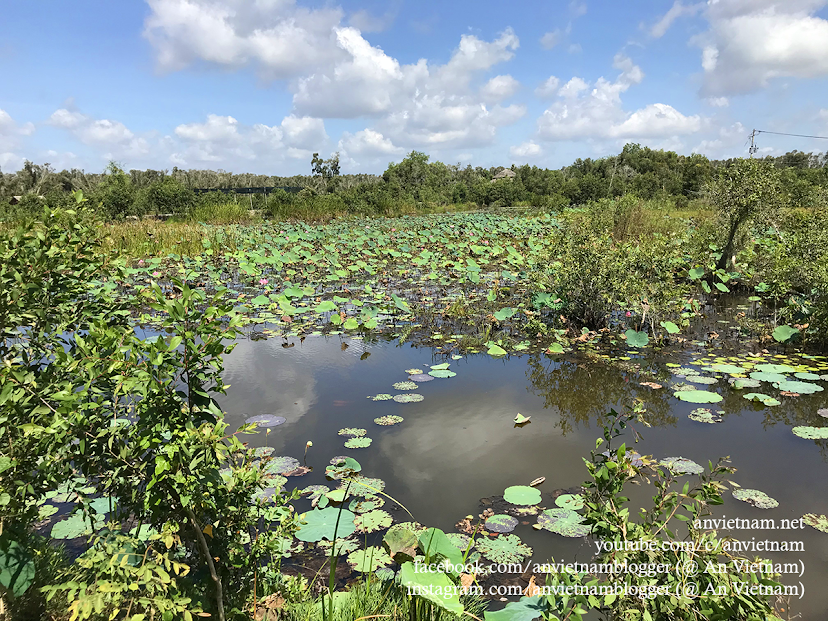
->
[
  {"left": 295, "top": 508, "right": 356, "bottom": 542},
  {"left": 660, "top": 321, "right": 680, "bottom": 334},
  {"left": 484, "top": 597, "right": 545, "bottom": 621},
  {"left": 399, "top": 562, "right": 464, "bottom": 616},
  {"left": 487, "top": 344, "right": 507, "bottom": 356},
  {"left": 315, "top": 300, "right": 337, "bottom": 313},
  {"left": 493, "top": 307, "right": 517, "bottom": 321},
  {"left": 714, "top": 282, "right": 730, "bottom": 293},
  {"left": 503, "top": 485, "right": 542, "bottom": 506},
  {"left": 772, "top": 325, "right": 799, "bottom": 343},
  {"left": 674, "top": 390, "right": 723, "bottom": 404},
  {"left": 688, "top": 267, "right": 705, "bottom": 280},
  {"left": 624, "top": 330, "right": 649, "bottom": 348},
  {"left": 0, "top": 540, "right": 35, "bottom": 596}
]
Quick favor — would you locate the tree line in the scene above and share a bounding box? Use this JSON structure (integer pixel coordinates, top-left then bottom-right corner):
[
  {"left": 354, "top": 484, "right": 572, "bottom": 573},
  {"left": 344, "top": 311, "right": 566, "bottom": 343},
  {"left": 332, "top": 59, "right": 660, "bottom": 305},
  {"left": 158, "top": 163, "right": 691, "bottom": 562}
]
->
[{"left": 1, "top": 144, "right": 827, "bottom": 221}]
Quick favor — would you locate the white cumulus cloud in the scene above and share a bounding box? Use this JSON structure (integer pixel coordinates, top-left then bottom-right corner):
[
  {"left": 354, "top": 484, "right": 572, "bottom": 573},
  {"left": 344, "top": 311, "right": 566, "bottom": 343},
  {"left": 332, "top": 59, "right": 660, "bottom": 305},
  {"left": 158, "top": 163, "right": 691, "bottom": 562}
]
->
[{"left": 510, "top": 140, "right": 543, "bottom": 159}]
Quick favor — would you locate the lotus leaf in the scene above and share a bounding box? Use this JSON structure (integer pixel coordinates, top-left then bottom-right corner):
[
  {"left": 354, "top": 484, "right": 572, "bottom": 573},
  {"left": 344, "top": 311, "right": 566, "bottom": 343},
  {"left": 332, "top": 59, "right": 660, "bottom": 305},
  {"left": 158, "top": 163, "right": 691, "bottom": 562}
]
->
[
  {"left": 774, "top": 380, "right": 823, "bottom": 394},
  {"left": 792, "top": 426, "right": 828, "bottom": 439},
  {"left": 659, "top": 457, "right": 705, "bottom": 475},
  {"left": 345, "top": 437, "right": 373, "bottom": 449},
  {"left": 38, "top": 504, "right": 59, "bottom": 520},
  {"left": 340, "top": 475, "right": 385, "bottom": 497},
  {"left": 317, "top": 537, "right": 360, "bottom": 555},
  {"left": 245, "top": 414, "right": 286, "bottom": 427},
  {"left": 349, "top": 497, "right": 385, "bottom": 513},
  {"left": 547, "top": 343, "right": 564, "bottom": 354},
  {"left": 624, "top": 330, "right": 649, "bottom": 348},
  {"left": 315, "top": 300, "right": 337, "bottom": 312},
  {"left": 393, "top": 394, "right": 424, "bottom": 403},
  {"left": 485, "top": 514, "right": 519, "bottom": 533},
  {"left": 685, "top": 376, "right": 718, "bottom": 385},
  {"left": 732, "top": 489, "right": 778, "bottom": 509},
  {"left": 407, "top": 374, "right": 434, "bottom": 382},
  {"left": 710, "top": 364, "right": 745, "bottom": 374},
  {"left": 537, "top": 508, "right": 590, "bottom": 537},
  {"left": 264, "top": 456, "right": 300, "bottom": 475},
  {"left": 428, "top": 369, "right": 457, "bottom": 378},
  {"left": 254, "top": 447, "right": 275, "bottom": 457},
  {"left": 487, "top": 344, "right": 507, "bottom": 356},
  {"left": 325, "top": 457, "right": 362, "bottom": 479},
  {"left": 749, "top": 372, "right": 787, "bottom": 383},
  {"left": 371, "top": 394, "right": 394, "bottom": 401},
  {"left": 503, "top": 485, "right": 542, "bottom": 506},
  {"left": 338, "top": 427, "right": 367, "bottom": 437},
  {"left": 484, "top": 597, "right": 546, "bottom": 621},
  {"left": 660, "top": 321, "right": 680, "bottom": 334},
  {"left": 731, "top": 378, "right": 761, "bottom": 390},
  {"left": 355, "top": 510, "right": 393, "bottom": 533},
  {"left": 374, "top": 415, "right": 404, "bottom": 426},
  {"left": 674, "top": 390, "right": 722, "bottom": 404},
  {"left": 742, "top": 393, "right": 781, "bottom": 406},
  {"left": 51, "top": 511, "right": 103, "bottom": 540},
  {"left": 348, "top": 546, "right": 393, "bottom": 572},
  {"left": 296, "top": 507, "right": 356, "bottom": 542},
  {"left": 688, "top": 408, "right": 722, "bottom": 424},
  {"left": 301, "top": 485, "right": 329, "bottom": 501},
  {"left": 754, "top": 363, "right": 796, "bottom": 374},
  {"left": 555, "top": 494, "right": 585, "bottom": 510},
  {"left": 794, "top": 372, "right": 821, "bottom": 380},
  {"left": 399, "top": 563, "right": 463, "bottom": 616},
  {"left": 405, "top": 368, "right": 424, "bottom": 374},
  {"left": 772, "top": 325, "right": 799, "bottom": 343},
  {"left": 475, "top": 534, "right": 532, "bottom": 564},
  {"left": 493, "top": 307, "right": 517, "bottom": 321},
  {"left": 445, "top": 533, "right": 472, "bottom": 550},
  {"left": 802, "top": 514, "right": 828, "bottom": 533},
  {"left": 393, "top": 381, "right": 418, "bottom": 390},
  {"left": 0, "top": 540, "right": 35, "bottom": 596}
]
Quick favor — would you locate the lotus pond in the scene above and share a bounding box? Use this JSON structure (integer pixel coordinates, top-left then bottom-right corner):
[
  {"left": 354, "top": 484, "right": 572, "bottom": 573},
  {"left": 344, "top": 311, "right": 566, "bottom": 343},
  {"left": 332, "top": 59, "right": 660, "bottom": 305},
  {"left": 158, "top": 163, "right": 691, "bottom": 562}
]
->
[{"left": 20, "top": 210, "right": 828, "bottom": 619}]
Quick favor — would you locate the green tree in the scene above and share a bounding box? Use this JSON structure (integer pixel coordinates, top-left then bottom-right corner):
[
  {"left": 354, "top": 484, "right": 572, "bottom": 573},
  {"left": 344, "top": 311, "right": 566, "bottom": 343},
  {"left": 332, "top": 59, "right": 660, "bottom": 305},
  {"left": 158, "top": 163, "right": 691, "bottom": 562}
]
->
[{"left": 94, "top": 162, "right": 137, "bottom": 219}]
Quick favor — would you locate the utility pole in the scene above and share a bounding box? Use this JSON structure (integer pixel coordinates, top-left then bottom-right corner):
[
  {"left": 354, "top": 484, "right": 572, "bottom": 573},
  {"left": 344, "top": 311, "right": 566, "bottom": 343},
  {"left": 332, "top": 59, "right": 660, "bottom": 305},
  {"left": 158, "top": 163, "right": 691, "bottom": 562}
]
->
[{"left": 748, "top": 129, "right": 759, "bottom": 158}]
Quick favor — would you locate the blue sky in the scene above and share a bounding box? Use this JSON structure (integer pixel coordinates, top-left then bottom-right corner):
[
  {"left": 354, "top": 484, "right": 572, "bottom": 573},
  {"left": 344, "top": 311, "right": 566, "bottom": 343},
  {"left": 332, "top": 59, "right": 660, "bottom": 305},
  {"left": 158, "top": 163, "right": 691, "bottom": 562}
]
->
[{"left": 1, "top": 0, "right": 827, "bottom": 175}]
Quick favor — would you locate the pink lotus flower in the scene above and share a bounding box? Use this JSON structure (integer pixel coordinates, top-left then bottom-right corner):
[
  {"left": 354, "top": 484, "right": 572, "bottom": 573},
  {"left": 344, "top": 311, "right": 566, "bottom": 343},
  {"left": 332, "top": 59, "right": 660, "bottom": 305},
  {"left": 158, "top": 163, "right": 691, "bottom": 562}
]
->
[
  {"left": 391, "top": 228, "right": 396, "bottom": 232},
  {"left": 138, "top": 259, "right": 144, "bottom": 266},
  {"left": 625, "top": 311, "right": 632, "bottom": 317},
  {"left": 259, "top": 278, "right": 268, "bottom": 285},
  {"left": 152, "top": 271, "right": 160, "bottom": 277}
]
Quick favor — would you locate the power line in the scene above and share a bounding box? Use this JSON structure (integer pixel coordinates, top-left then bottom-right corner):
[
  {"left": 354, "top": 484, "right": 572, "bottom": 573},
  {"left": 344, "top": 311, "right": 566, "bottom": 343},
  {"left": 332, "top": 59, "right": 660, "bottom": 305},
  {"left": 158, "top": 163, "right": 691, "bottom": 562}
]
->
[{"left": 755, "top": 129, "right": 828, "bottom": 140}]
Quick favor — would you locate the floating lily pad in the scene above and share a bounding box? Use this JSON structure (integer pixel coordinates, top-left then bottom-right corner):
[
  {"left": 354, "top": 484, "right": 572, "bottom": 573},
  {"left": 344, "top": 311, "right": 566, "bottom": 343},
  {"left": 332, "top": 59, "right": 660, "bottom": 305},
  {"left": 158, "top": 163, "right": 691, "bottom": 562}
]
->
[
  {"left": 393, "top": 381, "right": 418, "bottom": 391},
  {"left": 749, "top": 371, "right": 787, "bottom": 383},
  {"left": 659, "top": 457, "right": 705, "bottom": 475},
  {"left": 254, "top": 447, "right": 275, "bottom": 457},
  {"left": 374, "top": 415, "right": 404, "bottom": 426},
  {"left": 371, "top": 394, "right": 394, "bottom": 401},
  {"left": 710, "top": 364, "right": 745, "bottom": 374},
  {"left": 405, "top": 368, "right": 423, "bottom": 375},
  {"left": 485, "top": 515, "right": 519, "bottom": 533},
  {"left": 340, "top": 476, "right": 385, "bottom": 497},
  {"left": 475, "top": 534, "right": 532, "bottom": 564},
  {"left": 487, "top": 344, "right": 507, "bottom": 356},
  {"left": 685, "top": 376, "right": 718, "bottom": 385},
  {"left": 317, "top": 537, "right": 360, "bottom": 555},
  {"left": 730, "top": 378, "right": 762, "bottom": 389},
  {"left": 296, "top": 507, "right": 356, "bottom": 542},
  {"left": 537, "top": 509, "right": 590, "bottom": 537},
  {"left": 51, "top": 511, "right": 105, "bottom": 540},
  {"left": 754, "top": 363, "right": 796, "bottom": 374},
  {"left": 555, "top": 494, "right": 585, "bottom": 510},
  {"left": 794, "top": 372, "right": 821, "bottom": 380},
  {"left": 301, "top": 485, "right": 330, "bottom": 502},
  {"left": 345, "top": 437, "right": 373, "bottom": 449},
  {"left": 792, "top": 426, "right": 828, "bottom": 439},
  {"left": 774, "top": 380, "right": 823, "bottom": 395},
  {"left": 625, "top": 330, "right": 649, "bottom": 348},
  {"left": 254, "top": 485, "right": 285, "bottom": 501},
  {"left": 393, "top": 394, "right": 424, "bottom": 403},
  {"left": 688, "top": 408, "right": 723, "bottom": 424},
  {"left": 407, "top": 374, "right": 434, "bottom": 383},
  {"left": 674, "top": 390, "right": 722, "bottom": 404},
  {"left": 354, "top": 510, "right": 393, "bottom": 533},
  {"left": 264, "top": 456, "right": 300, "bottom": 475},
  {"left": 245, "top": 414, "right": 286, "bottom": 427},
  {"left": 338, "top": 428, "right": 367, "bottom": 437},
  {"left": 428, "top": 369, "right": 457, "bottom": 378},
  {"left": 503, "top": 485, "right": 542, "bottom": 506},
  {"left": 802, "top": 514, "right": 828, "bottom": 533},
  {"left": 445, "top": 533, "right": 472, "bottom": 550},
  {"left": 325, "top": 457, "right": 361, "bottom": 479},
  {"left": 430, "top": 363, "right": 451, "bottom": 370},
  {"left": 348, "top": 546, "right": 392, "bottom": 572},
  {"left": 732, "top": 489, "right": 778, "bottom": 509},
  {"left": 742, "top": 393, "right": 781, "bottom": 406},
  {"left": 38, "top": 504, "right": 59, "bottom": 520},
  {"left": 349, "top": 497, "right": 385, "bottom": 513}
]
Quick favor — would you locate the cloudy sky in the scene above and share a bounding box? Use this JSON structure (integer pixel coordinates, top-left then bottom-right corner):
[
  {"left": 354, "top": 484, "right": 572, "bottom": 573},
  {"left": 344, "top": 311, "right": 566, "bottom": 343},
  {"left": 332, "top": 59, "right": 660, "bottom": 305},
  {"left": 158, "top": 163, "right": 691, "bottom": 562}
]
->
[{"left": 1, "top": 0, "right": 827, "bottom": 175}]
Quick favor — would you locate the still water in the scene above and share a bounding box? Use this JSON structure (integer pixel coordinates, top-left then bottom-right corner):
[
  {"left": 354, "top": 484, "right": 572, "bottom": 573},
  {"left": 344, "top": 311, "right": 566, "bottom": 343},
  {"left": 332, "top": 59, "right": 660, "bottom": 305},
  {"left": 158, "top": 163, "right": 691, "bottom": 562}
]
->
[{"left": 219, "top": 334, "right": 828, "bottom": 618}]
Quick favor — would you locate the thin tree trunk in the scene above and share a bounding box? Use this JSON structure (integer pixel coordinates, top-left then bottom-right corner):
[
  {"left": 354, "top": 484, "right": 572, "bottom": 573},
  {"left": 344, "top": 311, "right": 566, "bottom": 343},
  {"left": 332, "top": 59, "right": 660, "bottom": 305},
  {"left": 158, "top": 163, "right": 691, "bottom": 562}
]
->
[
  {"left": 716, "top": 218, "right": 742, "bottom": 271},
  {"left": 186, "top": 507, "right": 225, "bottom": 621}
]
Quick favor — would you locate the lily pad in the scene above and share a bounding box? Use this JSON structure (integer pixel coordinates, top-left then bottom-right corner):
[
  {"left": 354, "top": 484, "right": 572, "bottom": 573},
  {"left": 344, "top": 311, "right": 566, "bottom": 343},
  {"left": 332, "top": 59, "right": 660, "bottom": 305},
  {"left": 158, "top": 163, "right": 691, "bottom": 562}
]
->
[
  {"left": 774, "top": 380, "right": 823, "bottom": 395},
  {"left": 296, "top": 507, "right": 356, "bottom": 542},
  {"left": 345, "top": 437, "right": 373, "bottom": 449},
  {"left": 625, "top": 330, "right": 649, "bottom": 348},
  {"left": 685, "top": 376, "right": 718, "bottom": 385},
  {"left": 792, "top": 426, "right": 828, "bottom": 439},
  {"left": 393, "top": 381, "right": 418, "bottom": 391},
  {"left": 326, "top": 457, "right": 361, "bottom": 479},
  {"left": 428, "top": 369, "right": 457, "bottom": 378},
  {"left": 674, "top": 390, "right": 722, "bottom": 404},
  {"left": 374, "top": 415, "right": 404, "bottom": 426},
  {"left": 254, "top": 447, "right": 275, "bottom": 457},
  {"left": 487, "top": 344, "right": 508, "bottom": 356},
  {"left": 659, "top": 457, "right": 705, "bottom": 475},
  {"left": 710, "top": 364, "right": 745, "bottom": 374},
  {"left": 338, "top": 427, "right": 367, "bottom": 437},
  {"left": 445, "top": 533, "right": 472, "bottom": 550},
  {"left": 245, "top": 414, "right": 286, "bottom": 427},
  {"left": 537, "top": 508, "right": 590, "bottom": 538},
  {"left": 554, "top": 494, "right": 585, "bottom": 510},
  {"left": 349, "top": 497, "right": 385, "bottom": 513},
  {"left": 743, "top": 393, "right": 781, "bottom": 406},
  {"left": 405, "top": 368, "right": 423, "bottom": 375},
  {"left": 503, "top": 485, "right": 542, "bottom": 506},
  {"left": 802, "top": 514, "right": 828, "bottom": 533},
  {"left": 475, "top": 534, "right": 532, "bottom": 564},
  {"left": 348, "top": 546, "right": 392, "bottom": 572},
  {"left": 264, "top": 456, "right": 301, "bottom": 475},
  {"left": 340, "top": 475, "right": 385, "bottom": 497},
  {"left": 688, "top": 408, "right": 722, "bottom": 424},
  {"left": 370, "top": 394, "right": 394, "bottom": 401},
  {"left": 749, "top": 372, "right": 787, "bottom": 383},
  {"left": 393, "top": 394, "right": 424, "bottom": 403},
  {"left": 754, "top": 363, "right": 796, "bottom": 374},
  {"left": 354, "top": 510, "right": 393, "bottom": 533},
  {"left": 407, "top": 374, "right": 434, "bottom": 383},
  {"left": 794, "top": 372, "right": 821, "bottom": 380},
  {"left": 317, "top": 537, "right": 360, "bottom": 555},
  {"left": 732, "top": 489, "right": 778, "bottom": 509},
  {"left": 731, "top": 378, "right": 761, "bottom": 390},
  {"left": 485, "top": 514, "right": 519, "bottom": 533}
]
